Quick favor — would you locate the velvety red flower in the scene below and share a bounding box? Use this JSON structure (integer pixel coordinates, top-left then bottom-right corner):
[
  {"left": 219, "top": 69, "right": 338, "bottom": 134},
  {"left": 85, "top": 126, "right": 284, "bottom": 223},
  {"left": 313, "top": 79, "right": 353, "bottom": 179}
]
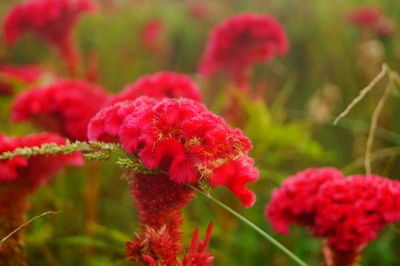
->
[
  {"left": 140, "top": 18, "right": 164, "bottom": 52},
  {"left": 348, "top": 6, "right": 394, "bottom": 37},
  {"left": 0, "top": 64, "right": 44, "bottom": 95},
  {"left": 0, "top": 132, "right": 83, "bottom": 210},
  {"left": 108, "top": 72, "right": 202, "bottom": 105},
  {"left": 118, "top": 97, "right": 259, "bottom": 207},
  {"left": 3, "top": 0, "right": 97, "bottom": 75},
  {"left": 314, "top": 175, "right": 400, "bottom": 251},
  {"left": 199, "top": 13, "right": 288, "bottom": 90},
  {"left": 12, "top": 79, "right": 109, "bottom": 141},
  {"left": 266, "top": 168, "right": 400, "bottom": 254},
  {"left": 266, "top": 168, "right": 344, "bottom": 234}
]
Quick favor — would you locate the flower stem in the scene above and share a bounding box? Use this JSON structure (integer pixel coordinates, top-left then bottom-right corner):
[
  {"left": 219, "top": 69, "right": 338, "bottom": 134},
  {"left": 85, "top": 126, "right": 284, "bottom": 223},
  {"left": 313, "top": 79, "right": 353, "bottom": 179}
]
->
[{"left": 188, "top": 185, "right": 309, "bottom": 266}]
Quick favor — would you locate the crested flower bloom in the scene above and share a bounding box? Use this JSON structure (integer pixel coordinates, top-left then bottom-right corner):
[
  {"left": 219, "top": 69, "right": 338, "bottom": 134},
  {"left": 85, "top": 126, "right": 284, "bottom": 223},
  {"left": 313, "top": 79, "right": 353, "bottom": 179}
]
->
[
  {"left": 0, "top": 64, "right": 44, "bottom": 95},
  {"left": 12, "top": 79, "right": 109, "bottom": 141},
  {"left": 348, "top": 6, "right": 394, "bottom": 37},
  {"left": 266, "top": 168, "right": 400, "bottom": 266},
  {"left": 88, "top": 97, "right": 257, "bottom": 264},
  {"left": 108, "top": 72, "right": 202, "bottom": 105},
  {"left": 199, "top": 13, "right": 288, "bottom": 90},
  {"left": 140, "top": 18, "right": 165, "bottom": 52},
  {"left": 0, "top": 132, "right": 82, "bottom": 265},
  {"left": 3, "top": 0, "right": 97, "bottom": 75}
]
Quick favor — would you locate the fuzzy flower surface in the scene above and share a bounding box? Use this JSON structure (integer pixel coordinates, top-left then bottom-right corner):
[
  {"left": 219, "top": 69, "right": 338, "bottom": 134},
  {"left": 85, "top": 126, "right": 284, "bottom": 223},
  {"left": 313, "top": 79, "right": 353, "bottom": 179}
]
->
[
  {"left": 3, "top": 0, "right": 96, "bottom": 47},
  {"left": 12, "top": 79, "right": 109, "bottom": 141},
  {"left": 348, "top": 6, "right": 394, "bottom": 37},
  {"left": 89, "top": 97, "right": 258, "bottom": 207},
  {"left": 199, "top": 13, "right": 288, "bottom": 89},
  {"left": 109, "top": 72, "right": 202, "bottom": 105},
  {"left": 0, "top": 132, "right": 82, "bottom": 211},
  {"left": 266, "top": 168, "right": 400, "bottom": 252},
  {"left": 0, "top": 64, "right": 44, "bottom": 95}
]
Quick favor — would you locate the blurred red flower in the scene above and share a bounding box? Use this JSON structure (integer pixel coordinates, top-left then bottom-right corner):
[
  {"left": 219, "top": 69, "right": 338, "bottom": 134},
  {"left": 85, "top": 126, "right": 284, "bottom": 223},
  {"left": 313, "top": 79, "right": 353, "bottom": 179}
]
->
[
  {"left": 266, "top": 168, "right": 400, "bottom": 253},
  {"left": 348, "top": 6, "right": 394, "bottom": 37},
  {"left": 3, "top": 0, "right": 97, "bottom": 75},
  {"left": 12, "top": 79, "right": 109, "bottom": 141},
  {"left": 199, "top": 13, "right": 288, "bottom": 91},
  {"left": 0, "top": 132, "right": 83, "bottom": 211},
  {"left": 140, "top": 18, "right": 164, "bottom": 52},
  {"left": 0, "top": 64, "right": 44, "bottom": 95},
  {"left": 109, "top": 71, "right": 202, "bottom": 105}
]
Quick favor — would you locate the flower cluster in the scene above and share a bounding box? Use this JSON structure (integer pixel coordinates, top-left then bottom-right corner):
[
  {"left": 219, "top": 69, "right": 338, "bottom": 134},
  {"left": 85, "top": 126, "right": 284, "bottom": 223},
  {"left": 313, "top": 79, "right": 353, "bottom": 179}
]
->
[
  {"left": 3, "top": 0, "right": 96, "bottom": 74},
  {"left": 109, "top": 72, "right": 202, "bottom": 105},
  {"left": 348, "top": 6, "right": 393, "bottom": 37},
  {"left": 0, "top": 64, "right": 44, "bottom": 95},
  {"left": 266, "top": 168, "right": 400, "bottom": 252},
  {"left": 199, "top": 13, "right": 288, "bottom": 90},
  {"left": 12, "top": 79, "right": 109, "bottom": 141},
  {"left": 0, "top": 132, "right": 83, "bottom": 211},
  {"left": 89, "top": 97, "right": 259, "bottom": 207}
]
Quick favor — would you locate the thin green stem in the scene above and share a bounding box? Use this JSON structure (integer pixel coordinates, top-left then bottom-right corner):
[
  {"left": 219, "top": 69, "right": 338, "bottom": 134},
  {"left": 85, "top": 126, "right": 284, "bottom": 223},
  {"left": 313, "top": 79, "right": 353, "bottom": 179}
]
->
[{"left": 188, "top": 185, "right": 309, "bottom": 266}]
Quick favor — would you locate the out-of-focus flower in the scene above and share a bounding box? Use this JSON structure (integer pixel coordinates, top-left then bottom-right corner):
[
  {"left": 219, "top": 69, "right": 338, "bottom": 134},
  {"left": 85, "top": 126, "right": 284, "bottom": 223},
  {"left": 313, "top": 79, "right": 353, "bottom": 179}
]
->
[
  {"left": 0, "top": 64, "right": 44, "bottom": 95},
  {"left": 199, "top": 13, "right": 288, "bottom": 91},
  {"left": 266, "top": 168, "right": 400, "bottom": 266},
  {"left": 140, "top": 18, "right": 165, "bottom": 52},
  {"left": 348, "top": 6, "right": 394, "bottom": 37},
  {"left": 307, "top": 83, "right": 341, "bottom": 125},
  {"left": 266, "top": 168, "right": 344, "bottom": 234},
  {"left": 0, "top": 132, "right": 82, "bottom": 264},
  {"left": 188, "top": 1, "right": 210, "bottom": 21},
  {"left": 3, "top": 0, "right": 97, "bottom": 75},
  {"left": 0, "top": 132, "right": 83, "bottom": 200},
  {"left": 109, "top": 72, "right": 202, "bottom": 105},
  {"left": 12, "top": 79, "right": 109, "bottom": 141}
]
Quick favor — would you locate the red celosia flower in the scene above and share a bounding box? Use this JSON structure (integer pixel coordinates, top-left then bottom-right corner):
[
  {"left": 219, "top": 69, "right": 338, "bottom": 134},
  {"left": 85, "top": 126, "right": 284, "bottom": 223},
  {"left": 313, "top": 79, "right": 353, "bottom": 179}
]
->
[
  {"left": 108, "top": 72, "right": 202, "bottom": 105},
  {"left": 12, "top": 79, "right": 109, "bottom": 141},
  {"left": 140, "top": 18, "right": 164, "bottom": 52},
  {"left": 0, "top": 132, "right": 83, "bottom": 210},
  {"left": 348, "top": 6, "right": 394, "bottom": 37},
  {"left": 0, "top": 64, "right": 44, "bottom": 95},
  {"left": 314, "top": 175, "right": 400, "bottom": 251},
  {"left": 118, "top": 97, "right": 258, "bottom": 207},
  {"left": 266, "top": 168, "right": 344, "bottom": 234},
  {"left": 199, "top": 13, "right": 288, "bottom": 90},
  {"left": 3, "top": 0, "right": 97, "bottom": 75},
  {"left": 266, "top": 168, "right": 400, "bottom": 254}
]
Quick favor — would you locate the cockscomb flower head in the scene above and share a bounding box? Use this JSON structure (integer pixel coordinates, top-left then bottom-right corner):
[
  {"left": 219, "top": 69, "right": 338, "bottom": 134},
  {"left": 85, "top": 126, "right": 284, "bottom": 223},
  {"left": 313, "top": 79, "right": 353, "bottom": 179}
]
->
[
  {"left": 266, "top": 168, "right": 400, "bottom": 257},
  {"left": 314, "top": 175, "right": 400, "bottom": 251},
  {"left": 4, "top": 0, "right": 97, "bottom": 75},
  {"left": 0, "top": 64, "right": 44, "bottom": 95},
  {"left": 199, "top": 13, "right": 288, "bottom": 90},
  {"left": 266, "top": 168, "right": 343, "bottom": 234},
  {"left": 89, "top": 97, "right": 258, "bottom": 207},
  {"left": 4, "top": 0, "right": 96, "bottom": 46},
  {"left": 348, "top": 6, "right": 394, "bottom": 37},
  {"left": 12, "top": 79, "right": 109, "bottom": 141},
  {"left": 0, "top": 132, "right": 82, "bottom": 211},
  {"left": 109, "top": 72, "right": 202, "bottom": 105}
]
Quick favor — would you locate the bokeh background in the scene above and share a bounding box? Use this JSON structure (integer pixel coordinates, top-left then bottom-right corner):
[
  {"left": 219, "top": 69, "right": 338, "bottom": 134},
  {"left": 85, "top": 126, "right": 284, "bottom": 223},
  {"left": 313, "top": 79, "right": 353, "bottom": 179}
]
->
[{"left": 1, "top": 0, "right": 400, "bottom": 265}]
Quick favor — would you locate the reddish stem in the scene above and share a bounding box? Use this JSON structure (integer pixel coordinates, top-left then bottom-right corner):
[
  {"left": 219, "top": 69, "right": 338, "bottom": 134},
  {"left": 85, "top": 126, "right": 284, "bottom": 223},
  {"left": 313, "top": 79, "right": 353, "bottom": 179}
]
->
[
  {"left": 323, "top": 243, "right": 362, "bottom": 266},
  {"left": 0, "top": 189, "right": 28, "bottom": 266}
]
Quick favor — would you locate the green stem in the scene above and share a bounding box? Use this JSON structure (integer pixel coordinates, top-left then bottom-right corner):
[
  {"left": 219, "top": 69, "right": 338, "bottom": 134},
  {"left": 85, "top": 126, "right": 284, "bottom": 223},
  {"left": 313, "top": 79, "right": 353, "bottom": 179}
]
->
[{"left": 188, "top": 185, "right": 309, "bottom": 266}]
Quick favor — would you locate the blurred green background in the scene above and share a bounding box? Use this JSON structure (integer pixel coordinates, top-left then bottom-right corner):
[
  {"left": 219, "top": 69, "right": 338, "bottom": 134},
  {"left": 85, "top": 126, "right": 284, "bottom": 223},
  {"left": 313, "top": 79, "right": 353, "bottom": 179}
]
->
[{"left": 1, "top": 0, "right": 400, "bottom": 265}]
